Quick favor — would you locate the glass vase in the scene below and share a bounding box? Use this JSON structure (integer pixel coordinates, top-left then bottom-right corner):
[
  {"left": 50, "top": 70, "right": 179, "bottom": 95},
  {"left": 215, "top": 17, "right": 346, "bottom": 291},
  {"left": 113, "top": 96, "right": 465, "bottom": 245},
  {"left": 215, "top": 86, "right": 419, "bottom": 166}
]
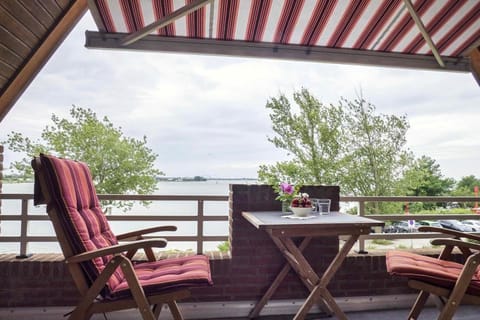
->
[{"left": 281, "top": 201, "right": 291, "bottom": 213}]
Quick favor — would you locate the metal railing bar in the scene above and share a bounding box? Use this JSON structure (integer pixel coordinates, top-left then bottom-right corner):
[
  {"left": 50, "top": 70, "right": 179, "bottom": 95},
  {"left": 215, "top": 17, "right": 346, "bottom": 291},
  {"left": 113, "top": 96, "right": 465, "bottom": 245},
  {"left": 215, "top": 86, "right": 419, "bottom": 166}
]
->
[
  {"left": 0, "top": 194, "right": 32, "bottom": 199},
  {"left": 106, "top": 215, "right": 228, "bottom": 221},
  {"left": 18, "top": 199, "right": 29, "bottom": 257},
  {"left": 0, "top": 236, "right": 58, "bottom": 242},
  {"left": 340, "top": 196, "right": 480, "bottom": 202},
  {"left": 0, "top": 215, "right": 229, "bottom": 221},
  {"left": 0, "top": 235, "right": 228, "bottom": 242},
  {"left": 368, "top": 214, "right": 480, "bottom": 221},
  {"left": 0, "top": 215, "right": 50, "bottom": 220},
  {"left": 358, "top": 233, "right": 469, "bottom": 240},
  {"left": 197, "top": 200, "right": 204, "bottom": 253},
  {"left": 97, "top": 194, "right": 228, "bottom": 201}
]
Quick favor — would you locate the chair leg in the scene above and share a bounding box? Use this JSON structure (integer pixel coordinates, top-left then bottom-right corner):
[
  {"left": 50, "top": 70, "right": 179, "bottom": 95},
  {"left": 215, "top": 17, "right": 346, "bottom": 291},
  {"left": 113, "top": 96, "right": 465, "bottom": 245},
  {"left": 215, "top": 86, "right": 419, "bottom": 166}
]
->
[
  {"left": 69, "top": 257, "right": 125, "bottom": 320},
  {"left": 437, "top": 253, "right": 480, "bottom": 320},
  {"left": 69, "top": 309, "right": 91, "bottom": 320},
  {"left": 168, "top": 301, "right": 184, "bottom": 320},
  {"left": 408, "top": 290, "right": 430, "bottom": 320},
  {"left": 119, "top": 257, "right": 156, "bottom": 320},
  {"left": 152, "top": 303, "right": 163, "bottom": 319}
]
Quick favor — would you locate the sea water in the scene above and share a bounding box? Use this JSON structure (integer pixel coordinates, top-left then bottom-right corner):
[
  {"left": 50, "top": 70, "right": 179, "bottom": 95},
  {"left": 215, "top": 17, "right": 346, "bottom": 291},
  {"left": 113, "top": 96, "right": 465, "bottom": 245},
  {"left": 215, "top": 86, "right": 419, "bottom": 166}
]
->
[{"left": 0, "top": 179, "right": 256, "bottom": 253}]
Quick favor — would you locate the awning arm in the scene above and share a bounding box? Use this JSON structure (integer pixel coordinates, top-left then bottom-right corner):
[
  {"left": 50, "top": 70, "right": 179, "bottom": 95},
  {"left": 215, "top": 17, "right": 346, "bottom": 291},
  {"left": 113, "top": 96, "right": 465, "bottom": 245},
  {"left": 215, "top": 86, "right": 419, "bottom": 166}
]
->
[
  {"left": 121, "top": 0, "right": 213, "bottom": 46},
  {"left": 403, "top": 0, "right": 445, "bottom": 68}
]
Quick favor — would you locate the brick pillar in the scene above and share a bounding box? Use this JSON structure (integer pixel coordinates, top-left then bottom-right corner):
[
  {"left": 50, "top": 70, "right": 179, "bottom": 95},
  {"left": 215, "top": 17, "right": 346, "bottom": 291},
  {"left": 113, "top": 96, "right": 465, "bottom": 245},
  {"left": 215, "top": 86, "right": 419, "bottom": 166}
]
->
[
  {"left": 0, "top": 145, "right": 3, "bottom": 217},
  {"left": 228, "top": 184, "right": 341, "bottom": 300}
]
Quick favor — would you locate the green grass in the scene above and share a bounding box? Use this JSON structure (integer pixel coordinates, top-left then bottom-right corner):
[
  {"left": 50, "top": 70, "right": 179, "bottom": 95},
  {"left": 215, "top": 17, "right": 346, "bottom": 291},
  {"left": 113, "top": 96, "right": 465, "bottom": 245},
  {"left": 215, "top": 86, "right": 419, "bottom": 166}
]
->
[
  {"left": 217, "top": 241, "right": 230, "bottom": 253},
  {"left": 371, "top": 239, "right": 394, "bottom": 245}
]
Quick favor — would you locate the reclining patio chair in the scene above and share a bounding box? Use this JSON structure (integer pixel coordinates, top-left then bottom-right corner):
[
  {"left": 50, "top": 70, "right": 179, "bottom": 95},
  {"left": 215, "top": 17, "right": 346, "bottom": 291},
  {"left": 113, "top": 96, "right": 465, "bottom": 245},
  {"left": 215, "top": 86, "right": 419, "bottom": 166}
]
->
[
  {"left": 32, "top": 154, "right": 213, "bottom": 320},
  {"left": 386, "top": 226, "right": 480, "bottom": 320}
]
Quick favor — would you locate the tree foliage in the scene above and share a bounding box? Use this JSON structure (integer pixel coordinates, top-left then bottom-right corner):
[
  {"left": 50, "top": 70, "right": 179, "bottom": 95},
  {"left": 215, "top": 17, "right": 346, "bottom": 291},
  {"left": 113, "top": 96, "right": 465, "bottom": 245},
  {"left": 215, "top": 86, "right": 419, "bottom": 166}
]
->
[
  {"left": 258, "top": 88, "right": 412, "bottom": 208},
  {"left": 399, "top": 156, "right": 454, "bottom": 197},
  {"left": 258, "top": 89, "right": 345, "bottom": 187},
  {"left": 340, "top": 97, "right": 412, "bottom": 197},
  {"left": 454, "top": 175, "right": 480, "bottom": 195},
  {"left": 396, "top": 155, "right": 454, "bottom": 210},
  {"left": 3, "top": 106, "right": 162, "bottom": 209}
]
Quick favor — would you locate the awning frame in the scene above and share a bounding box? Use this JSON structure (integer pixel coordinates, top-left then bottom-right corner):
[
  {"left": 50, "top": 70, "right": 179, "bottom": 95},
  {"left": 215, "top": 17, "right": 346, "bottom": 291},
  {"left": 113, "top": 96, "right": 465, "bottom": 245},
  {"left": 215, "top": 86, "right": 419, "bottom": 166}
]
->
[{"left": 85, "top": 30, "right": 471, "bottom": 73}]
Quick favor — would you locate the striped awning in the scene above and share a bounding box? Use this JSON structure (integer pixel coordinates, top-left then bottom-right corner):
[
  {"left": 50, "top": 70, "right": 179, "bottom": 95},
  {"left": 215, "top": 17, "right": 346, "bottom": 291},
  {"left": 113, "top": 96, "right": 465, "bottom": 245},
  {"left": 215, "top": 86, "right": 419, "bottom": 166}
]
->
[{"left": 86, "top": 0, "right": 480, "bottom": 80}]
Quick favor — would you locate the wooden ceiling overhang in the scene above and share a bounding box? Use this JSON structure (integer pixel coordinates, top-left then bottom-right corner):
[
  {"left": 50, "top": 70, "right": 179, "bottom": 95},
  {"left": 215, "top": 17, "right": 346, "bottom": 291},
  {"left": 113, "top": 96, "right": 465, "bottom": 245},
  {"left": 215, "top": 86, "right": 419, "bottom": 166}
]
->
[
  {"left": 0, "top": 0, "right": 88, "bottom": 122},
  {"left": 85, "top": 0, "right": 480, "bottom": 79}
]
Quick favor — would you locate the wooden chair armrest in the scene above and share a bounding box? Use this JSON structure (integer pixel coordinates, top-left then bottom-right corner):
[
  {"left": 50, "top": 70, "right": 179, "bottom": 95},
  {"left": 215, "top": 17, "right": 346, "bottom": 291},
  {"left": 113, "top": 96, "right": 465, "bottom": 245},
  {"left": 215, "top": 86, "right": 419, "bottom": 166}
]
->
[
  {"left": 116, "top": 225, "right": 177, "bottom": 241},
  {"left": 65, "top": 239, "right": 168, "bottom": 263},
  {"left": 418, "top": 226, "right": 480, "bottom": 241},
  {"left": 430, "top": 238, "right": 480, "bottom": 251}
]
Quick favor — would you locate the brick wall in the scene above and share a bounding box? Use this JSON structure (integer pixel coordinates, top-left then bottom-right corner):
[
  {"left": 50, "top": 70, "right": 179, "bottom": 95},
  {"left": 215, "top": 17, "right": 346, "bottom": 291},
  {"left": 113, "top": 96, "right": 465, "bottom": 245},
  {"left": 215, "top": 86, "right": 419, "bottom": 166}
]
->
[
  {"left": 0, "top": 145, "right": 3, "bottom": 214},
  {"left": 0, "top": 184, "right": 416, "bottom": 307},
  {"left": 224, "top": 184, "right": 341, "bottom": 300}
]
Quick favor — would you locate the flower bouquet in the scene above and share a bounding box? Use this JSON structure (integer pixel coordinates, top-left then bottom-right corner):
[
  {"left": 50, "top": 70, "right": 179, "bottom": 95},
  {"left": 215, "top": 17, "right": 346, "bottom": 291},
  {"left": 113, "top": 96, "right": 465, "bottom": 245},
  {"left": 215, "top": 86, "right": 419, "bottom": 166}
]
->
[{"left": 275, "top": 182, "right": 300, "bottom": 212}]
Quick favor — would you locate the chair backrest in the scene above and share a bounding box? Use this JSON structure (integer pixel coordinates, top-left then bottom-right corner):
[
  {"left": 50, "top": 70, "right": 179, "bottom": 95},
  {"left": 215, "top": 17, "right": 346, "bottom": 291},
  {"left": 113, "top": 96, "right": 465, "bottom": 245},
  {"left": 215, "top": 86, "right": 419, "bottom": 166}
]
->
[{"left": 32, "top": 154, "right": 124, "bottom": 296}]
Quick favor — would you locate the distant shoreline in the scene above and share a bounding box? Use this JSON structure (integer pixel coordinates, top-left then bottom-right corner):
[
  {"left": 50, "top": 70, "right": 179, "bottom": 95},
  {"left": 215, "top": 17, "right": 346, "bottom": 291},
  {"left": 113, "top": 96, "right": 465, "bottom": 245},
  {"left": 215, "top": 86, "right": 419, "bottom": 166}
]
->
[
  {"left": 3, "top": 177, "right": 258, "bottom": 184},
  {"left": 157, "top": 177, "right": 257, "bottom": 182}
]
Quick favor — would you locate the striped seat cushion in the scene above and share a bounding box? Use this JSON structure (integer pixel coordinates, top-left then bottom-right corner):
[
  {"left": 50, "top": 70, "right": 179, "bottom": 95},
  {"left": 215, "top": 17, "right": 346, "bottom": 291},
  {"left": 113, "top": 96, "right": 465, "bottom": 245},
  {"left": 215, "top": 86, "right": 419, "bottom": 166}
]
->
[
  {"left": 110, "top": 255, "right": 213, "bottom": 298},
  {"left": 39, "top": 154, "right": 124, "bottom": 294},
  {"left": 386, "top": 250, "right": 480, "bottom": 295},
  {"left": 37, "top": 154, "right": 212, "bottom": 299}
]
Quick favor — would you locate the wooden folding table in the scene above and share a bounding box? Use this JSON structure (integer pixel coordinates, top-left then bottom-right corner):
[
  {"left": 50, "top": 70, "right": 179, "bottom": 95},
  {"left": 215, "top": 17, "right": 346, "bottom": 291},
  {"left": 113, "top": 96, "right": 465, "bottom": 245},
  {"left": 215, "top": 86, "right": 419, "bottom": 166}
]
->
[{"left": 242, "top": 211, "right": 384, "bottom": 320}]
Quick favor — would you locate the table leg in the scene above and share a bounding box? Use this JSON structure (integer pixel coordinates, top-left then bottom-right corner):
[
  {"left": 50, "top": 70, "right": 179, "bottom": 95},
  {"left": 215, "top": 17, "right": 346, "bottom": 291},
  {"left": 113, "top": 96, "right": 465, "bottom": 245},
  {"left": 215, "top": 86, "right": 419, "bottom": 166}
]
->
[
  {"left": 320, "top": 235, "right": 358, "bottom": 287},
  {"left": 287, "top": 234, "right": 360, "bottom": 320},
  {"left": 302, "top": 235, "right": 360, "bottom": 319},
  {"left": 280, "top": 237, "right": 334, "bottom": 316},
  {"left": 250, "top": 233, "right": 361, "bottom": 320},
  {"left": 248, "top": 237, "right": 312, "bottom": 319}
]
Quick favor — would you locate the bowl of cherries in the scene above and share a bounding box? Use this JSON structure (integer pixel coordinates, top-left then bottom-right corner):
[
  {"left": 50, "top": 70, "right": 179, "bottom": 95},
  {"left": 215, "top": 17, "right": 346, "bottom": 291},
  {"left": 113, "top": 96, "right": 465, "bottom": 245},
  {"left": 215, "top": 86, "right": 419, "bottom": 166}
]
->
[{"left": 290, "top": 193, "right": 313, "bottom": 217}]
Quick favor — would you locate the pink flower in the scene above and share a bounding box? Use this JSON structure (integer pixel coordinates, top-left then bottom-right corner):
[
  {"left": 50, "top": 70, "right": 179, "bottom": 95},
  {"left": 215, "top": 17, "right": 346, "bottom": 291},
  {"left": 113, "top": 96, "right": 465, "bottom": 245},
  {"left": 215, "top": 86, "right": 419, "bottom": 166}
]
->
[{"left": 280, "top": 182, "right": 294, "bottom": 195}]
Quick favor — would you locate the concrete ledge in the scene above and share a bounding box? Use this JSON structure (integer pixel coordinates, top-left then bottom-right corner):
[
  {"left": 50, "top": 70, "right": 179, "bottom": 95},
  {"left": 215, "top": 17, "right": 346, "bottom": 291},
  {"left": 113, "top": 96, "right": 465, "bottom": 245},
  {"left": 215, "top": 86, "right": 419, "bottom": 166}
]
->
[{"left": 0, "top": 294, "right": 421, "bottom": 319}]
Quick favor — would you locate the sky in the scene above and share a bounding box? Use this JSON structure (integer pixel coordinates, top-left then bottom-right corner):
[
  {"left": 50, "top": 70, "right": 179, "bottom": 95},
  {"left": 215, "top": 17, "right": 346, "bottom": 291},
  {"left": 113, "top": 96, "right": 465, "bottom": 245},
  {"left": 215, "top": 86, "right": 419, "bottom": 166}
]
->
[{"left": 0, "top": 13, "right": 479, "bottom": 180}]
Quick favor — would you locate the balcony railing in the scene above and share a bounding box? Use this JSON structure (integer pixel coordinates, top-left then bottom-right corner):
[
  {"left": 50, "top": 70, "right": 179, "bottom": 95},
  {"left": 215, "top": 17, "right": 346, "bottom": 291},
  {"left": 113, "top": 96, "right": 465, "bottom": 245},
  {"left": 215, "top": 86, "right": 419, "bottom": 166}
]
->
[
  {"left": 346, "top": 195, "right": 480, "bottom": 252},
  {"left": 1, "top": 194, "right": 480, "bottom": 258},
  {"left": 0, "top": 193, "right": 229, "bottom": 257}
]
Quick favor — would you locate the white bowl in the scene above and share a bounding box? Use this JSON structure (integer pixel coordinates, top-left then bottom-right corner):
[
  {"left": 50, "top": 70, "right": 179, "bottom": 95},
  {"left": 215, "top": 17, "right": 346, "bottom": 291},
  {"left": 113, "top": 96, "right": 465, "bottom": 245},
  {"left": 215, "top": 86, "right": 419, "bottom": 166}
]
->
[{"left": 290, "top": 207, "right": 312, "bottom": 217}]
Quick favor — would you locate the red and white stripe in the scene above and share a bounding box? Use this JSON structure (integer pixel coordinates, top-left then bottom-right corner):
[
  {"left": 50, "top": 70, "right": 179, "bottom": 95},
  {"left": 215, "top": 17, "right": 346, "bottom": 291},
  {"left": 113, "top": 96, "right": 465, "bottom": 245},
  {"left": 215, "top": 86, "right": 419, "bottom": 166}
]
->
[{"left": 91, "top": 0, "right": 480, "bottom": 58}]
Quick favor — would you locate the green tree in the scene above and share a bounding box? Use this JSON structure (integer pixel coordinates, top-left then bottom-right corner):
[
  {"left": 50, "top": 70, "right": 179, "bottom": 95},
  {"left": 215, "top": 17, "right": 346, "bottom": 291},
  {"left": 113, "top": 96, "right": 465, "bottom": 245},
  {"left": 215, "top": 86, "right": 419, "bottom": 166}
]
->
[
  {"left": 397, "top": 155, "right": 454, "bottom": 210},
  {"left": 340, "top": 97, "right": 412, "bottom": 198},
  {"left": 3, "top": 106, "right": 162, "bottom": 210},
  {"left": 454, "top": 175, "right": 480, "bottom": 195},
  {"left": 258, "top": 88, "right": 346, "bottom": 187},
  {"left": 258, "top": 89, "right": 412, "bottom": 214},
  {"left": 450, "top": 175, "right": 480, "bottom": 208}
]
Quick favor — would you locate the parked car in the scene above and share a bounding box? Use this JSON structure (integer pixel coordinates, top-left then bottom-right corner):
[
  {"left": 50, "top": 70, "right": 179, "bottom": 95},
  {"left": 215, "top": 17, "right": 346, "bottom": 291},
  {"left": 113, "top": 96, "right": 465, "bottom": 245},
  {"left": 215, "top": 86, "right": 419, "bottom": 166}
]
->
[
  {"left": 384, "top": 221, "right": 418, "bottom": 233},
  {"left": 460, "top": 220, "right": 480, "bottom": 231},
  {"left": 438, "top": 220, "right": 474, "bottom": 232},
  {"left": 418, "top": 220, "right": 442, "bottom": 228}
]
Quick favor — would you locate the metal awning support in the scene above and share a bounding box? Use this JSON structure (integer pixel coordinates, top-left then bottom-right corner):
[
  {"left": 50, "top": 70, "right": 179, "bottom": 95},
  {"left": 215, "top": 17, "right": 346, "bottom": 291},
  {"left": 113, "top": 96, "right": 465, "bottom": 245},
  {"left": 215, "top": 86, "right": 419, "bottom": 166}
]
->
[
  {"left": 121, "top": 0, "right": 213, "bottom": 46},
  {"left": 403, "top": 0, "right": 445, "bottom": 68},
  {"left": 86, "top": 31, "right": 471, "bottom": 73}
]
